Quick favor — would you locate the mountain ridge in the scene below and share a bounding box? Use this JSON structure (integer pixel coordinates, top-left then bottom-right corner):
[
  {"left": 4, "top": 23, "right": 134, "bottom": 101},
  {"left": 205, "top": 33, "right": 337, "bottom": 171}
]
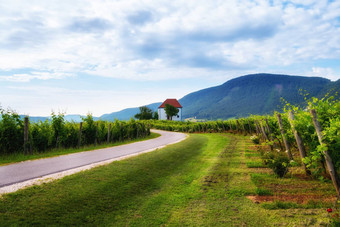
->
[
  {"left": 21, "top": 73, "right": 339, "bottom": 121},
  {"left": 179, "top": 73, "right": 332, "bottom": 119}
]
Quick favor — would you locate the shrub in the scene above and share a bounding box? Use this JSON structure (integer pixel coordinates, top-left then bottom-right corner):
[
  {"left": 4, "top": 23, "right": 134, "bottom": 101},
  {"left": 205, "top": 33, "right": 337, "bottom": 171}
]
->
[
  {"left": 0, "top": 109, "right": 24, "bottom": 154},
  {"left": 250, "top": 135, "right": 260, "bottom": 144},
  {"left": 255, "top": 187, "right": 272, "bottom": 196},
  {"left": 266, "top": 153, "right": 290, "bottom": 178}
]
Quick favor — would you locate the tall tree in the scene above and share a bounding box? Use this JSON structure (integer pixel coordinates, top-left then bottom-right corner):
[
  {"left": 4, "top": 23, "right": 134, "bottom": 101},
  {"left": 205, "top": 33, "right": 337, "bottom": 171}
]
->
[
  {"left": 134, "top": 106, "right": 153, "bottom": 120},
  {"left": 153, "top": 111, "right": 159, "bottom": 120},
  {"left": 165, "top": 104, "right": 179, "bottom": 120}
]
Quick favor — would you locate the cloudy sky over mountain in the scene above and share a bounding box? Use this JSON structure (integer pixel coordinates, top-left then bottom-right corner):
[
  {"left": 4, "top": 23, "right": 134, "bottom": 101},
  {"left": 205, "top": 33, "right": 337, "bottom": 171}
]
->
[{"left": 0, "top": 0, "right": 340, "bottom": 116}]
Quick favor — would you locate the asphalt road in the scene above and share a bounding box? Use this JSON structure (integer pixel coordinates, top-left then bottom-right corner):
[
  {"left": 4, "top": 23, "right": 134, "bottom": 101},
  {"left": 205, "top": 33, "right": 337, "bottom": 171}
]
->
[{"left": 0, "top": 130, "right": 186, "bottom": 188}]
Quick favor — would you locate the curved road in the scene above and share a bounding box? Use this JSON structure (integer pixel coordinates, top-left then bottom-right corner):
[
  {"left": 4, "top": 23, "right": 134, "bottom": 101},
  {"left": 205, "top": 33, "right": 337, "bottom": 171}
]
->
[{"left": 0, "top": 130, "right": 186, "bottom": 188}]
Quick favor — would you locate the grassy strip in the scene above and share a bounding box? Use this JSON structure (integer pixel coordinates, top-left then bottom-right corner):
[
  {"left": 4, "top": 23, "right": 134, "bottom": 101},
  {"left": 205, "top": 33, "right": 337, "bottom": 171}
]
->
[
  {"left": 0, "top": 133, "right": 334, "bottom": 226},
  {"left": 0, "top": 132, "right": 160, "bottom": 166},
  {"left": 0, "top": 134, "right": 211, "bottom": 225}
]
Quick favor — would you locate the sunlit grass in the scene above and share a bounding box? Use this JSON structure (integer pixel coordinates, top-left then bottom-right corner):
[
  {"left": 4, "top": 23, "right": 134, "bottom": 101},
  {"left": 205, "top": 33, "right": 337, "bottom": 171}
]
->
[{"left": 0, "top": 133, "right": 335, "bottom": 226}]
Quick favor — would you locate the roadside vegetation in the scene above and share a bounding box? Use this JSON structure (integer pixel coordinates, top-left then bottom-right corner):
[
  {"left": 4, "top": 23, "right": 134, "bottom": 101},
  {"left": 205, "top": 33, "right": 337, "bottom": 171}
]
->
[
  {"left": 0, "top": 132, "right": 160, "bottom": 166},
  {"left": 0, "top": 110, "right": 151, "bottom": 158}
]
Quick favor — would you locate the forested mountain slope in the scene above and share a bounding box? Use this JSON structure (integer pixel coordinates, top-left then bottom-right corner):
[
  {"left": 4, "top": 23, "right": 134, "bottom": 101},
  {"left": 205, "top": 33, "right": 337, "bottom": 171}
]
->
[{"left": 179, "top": 73, "right": 333, "bottom": 119}]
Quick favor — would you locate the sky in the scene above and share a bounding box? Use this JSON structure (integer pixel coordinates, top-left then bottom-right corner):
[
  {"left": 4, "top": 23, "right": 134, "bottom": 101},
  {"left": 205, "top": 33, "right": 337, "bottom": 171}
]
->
[{"left": 0, "top": 0, "right": 340, "bottom": 117}]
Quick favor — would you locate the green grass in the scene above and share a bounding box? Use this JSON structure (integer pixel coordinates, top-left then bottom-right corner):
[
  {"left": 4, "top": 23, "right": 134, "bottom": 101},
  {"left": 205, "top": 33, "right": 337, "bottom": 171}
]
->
[
  {"left": 255, "top": 187, "right": 273, "bottom": 196},
  {"left": 246, "top": 161, "right": 266, "bottom": 168},
  {"left": 0, "top": 133, "right": 333, "bottom": 226},
  {"left": 0, "top": 132, "right": 160, "bottom": 166},
  {"left": 262, "top": 200, "right": 329, "bottom": 210}
]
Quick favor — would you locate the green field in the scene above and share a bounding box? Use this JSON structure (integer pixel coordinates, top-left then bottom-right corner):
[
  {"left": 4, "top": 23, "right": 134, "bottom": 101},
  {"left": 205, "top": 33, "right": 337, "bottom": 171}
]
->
[{"left": 0, "top": 134, "right": 333, "bottom": 226}]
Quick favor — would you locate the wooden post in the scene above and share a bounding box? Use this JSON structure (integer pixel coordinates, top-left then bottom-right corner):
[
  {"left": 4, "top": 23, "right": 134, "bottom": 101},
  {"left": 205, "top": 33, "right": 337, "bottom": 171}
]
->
[
  {"left": 235, "top": 120, "right": 240, "bottom": 133},
  {"left": 24, "top": 116, "right": 29, "bottom": 154},
  {"left": 260, "top": 120, "right": 272, "bottom": 150},
  {"left": 221, "top": 121, "right": 225, "bottom": 132},
  {"left": 228, "top": 121, "right": 232, "bottom": 131},
  {"left": 288, "top": 111, "right": 310, "bottom": 175},
  {"left": 241, "top": 120, "right": 247, "bottom": 135},
  {"left": 277, "top": 113, "right": 293, "bottom": 160},
  {"left": 95, "top": 122, "right": 98, "bottom": 146},
  {"left": 246, "top": 119, "right": 252, "bottom": 134},
  {"left": 78, "top": 122, "right": 82, "bottom": 148},
  {"left": 254, "top": 120, "right": 260, "bottom": 136},
  {"left": 265, "top": 118, "right": 277, "bottom": 149},
  {"left": 310, "top": 109, "right": 340, "bottom": 197},
  {"left": 120, "top": 123, "right": 123, "bottom": 142},
  {"left": 259, "top": 120, "right": 269, "bottom": 141},
  {"left": 136, "top": 123, "right": 139, "bottom": 139},
  {"left": 107, "top": 123, "right": 111, "bottom": 144},
  {"left": 265, "top": 118, "right": 273, "bottom": 140}
]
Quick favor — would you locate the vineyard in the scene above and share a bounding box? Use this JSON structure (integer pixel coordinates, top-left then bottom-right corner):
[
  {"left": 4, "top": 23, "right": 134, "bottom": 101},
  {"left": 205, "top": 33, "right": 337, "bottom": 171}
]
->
[
  {"left": 148, "top": 95, "right": 340, "bottom": 197},
  {"left": 0, "top": 94, "right": 340, "bottom": 225},
  {"left": 0, "top": 111, "right": 150, "bottom": 155},
  {"left": 1, "top": 95, "right": 339, "bottom": 181}
]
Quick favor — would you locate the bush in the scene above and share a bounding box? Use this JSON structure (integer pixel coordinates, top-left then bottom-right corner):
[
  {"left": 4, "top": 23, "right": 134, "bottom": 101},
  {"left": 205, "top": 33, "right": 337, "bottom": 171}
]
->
[
  {"left": 250, "top": 135, "right": 260, "bottom": 144},
  {"left": 266, "top": 153, "right": 290, "bottom": 178},
  {"left": 0, "top": 109, "right": 24, "bottom": 154}
]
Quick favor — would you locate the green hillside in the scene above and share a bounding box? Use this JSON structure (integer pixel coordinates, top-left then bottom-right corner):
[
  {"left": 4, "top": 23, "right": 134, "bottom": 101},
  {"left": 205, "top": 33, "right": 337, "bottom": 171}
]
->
[
  {"left": 18, "top": 74, "right": 338, "bottom": 121},
  {"left": 179, "top": 73, "right": 333, "bottom": 119},
  {"left": 100, "top": 102, "right": 161, "bottom": 121}
]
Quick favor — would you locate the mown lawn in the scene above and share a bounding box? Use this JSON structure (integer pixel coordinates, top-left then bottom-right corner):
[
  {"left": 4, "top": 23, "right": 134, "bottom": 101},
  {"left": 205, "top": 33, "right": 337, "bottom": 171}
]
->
[
  {"left": 0, "top": 133, "right": 334, "bottom": 226},
  {"left": 0, "top": 132, "right": 160, "bottom": 166}
]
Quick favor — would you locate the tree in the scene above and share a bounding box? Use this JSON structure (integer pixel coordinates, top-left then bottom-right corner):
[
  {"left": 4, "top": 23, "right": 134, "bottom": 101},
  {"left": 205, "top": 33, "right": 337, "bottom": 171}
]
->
[
  {"left": 153, "top": 111, "right": 159, "bottom": 120},
  {"left": 165, "top": 104, "right": 179, "bottom": 120},
  {"left": 134, "top": 106, "right": 153, "bottom": 120}
]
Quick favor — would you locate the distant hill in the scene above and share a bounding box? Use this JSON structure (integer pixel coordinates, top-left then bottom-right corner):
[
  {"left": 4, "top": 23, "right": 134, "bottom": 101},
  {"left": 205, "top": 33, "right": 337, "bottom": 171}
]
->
[
  {"left": 179, "top": 73, "right": 336, "bottom": 119},
  {"left": 20, "top": 114, "right": 99, "bottom": 123},
  {"left": 99, "top": 73, "right": 339, "bottom": 120},
  {"left": 20, "top": 116, "right": 49, "bottom": 122},
  {"left": 99, "top": 102, "right": 162, "bottom": 121},
  {"left": 18, "top": 73, "right": 339, "bottom": 122},
  {"left": 318, "top": 79, "right": 340, "bottom": 98}
]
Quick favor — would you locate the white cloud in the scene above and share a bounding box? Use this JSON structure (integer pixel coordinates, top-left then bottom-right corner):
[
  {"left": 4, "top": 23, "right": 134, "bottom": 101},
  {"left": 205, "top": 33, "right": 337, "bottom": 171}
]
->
[
  {"left": 1, "top": 0, "right": 340, "bottom": 116},
  {"left": 0, "top": 0, "right": 339, "bottom": 82},
  {"left": 0, "top": 0, "right": 340, "bottom": 80},
  {"left": 310, "top": 67, "right": 339, "bottom": 81},
  {"left": 0, "top": 72, "right": 73, "bottom": 82}
]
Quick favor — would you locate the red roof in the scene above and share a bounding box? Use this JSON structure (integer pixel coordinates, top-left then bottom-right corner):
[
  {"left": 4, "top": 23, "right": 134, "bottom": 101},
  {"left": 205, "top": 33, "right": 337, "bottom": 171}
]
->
[{"left": 159, "top": 99, "right": 182, "bottom": 108}]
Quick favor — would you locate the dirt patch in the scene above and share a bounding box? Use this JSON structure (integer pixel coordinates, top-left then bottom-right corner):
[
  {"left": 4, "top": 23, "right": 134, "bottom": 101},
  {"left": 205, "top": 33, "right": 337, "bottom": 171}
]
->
[{"left": 246, "top": 195, "right": 337, "bottom": 204}]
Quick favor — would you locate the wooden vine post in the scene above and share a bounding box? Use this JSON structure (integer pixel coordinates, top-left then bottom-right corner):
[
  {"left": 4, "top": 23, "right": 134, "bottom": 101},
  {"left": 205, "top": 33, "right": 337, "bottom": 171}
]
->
[
  {"left": 107, "top": 123, "right": 111, "bottom": 144},
  {"left": 260, "top": 120, "right": 273, "bottom": 150},
  {"left": 254, "top": 120, "right": 261, "bottom": 136},
  {"left": 246, "top": 119, "right": 252, "bottom": 134},
  {"left": 95, "top": 122, "right": 98, "bottom": 146},
  {"left": 236, "top": 120, "right": 241, "bottom": 133},
  {"left": 240, "top": 119, "right": 247, "bottom": 135},
  {"left": 24, "top": 116, "right": 29, "bottom": 154},
  {"left": 221, "top": 121, "right": 225, "bottom": 132},
  {"left": 260, "top": 120, "right": 269, "bottom": 141},
  {"left": 276, "top": 113, "right": 293, "bottom": 160},
  {"left": 136, "top": 123, "right": 139, "bottom": 139},
  {"left": 310, "top": 109, "right": 340, "bottom": 197},
  {"left": 120, "top": 123, "right": 123, "bottom": 142},
  {"left": 78, "top": 122, "right": 82, "bottom": 148},
  {"left": 265, "top": 118, "right": 278, "bottom": 149},
  {"left": 288, "top": 111, "right": 311, "bottom": 175}
]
